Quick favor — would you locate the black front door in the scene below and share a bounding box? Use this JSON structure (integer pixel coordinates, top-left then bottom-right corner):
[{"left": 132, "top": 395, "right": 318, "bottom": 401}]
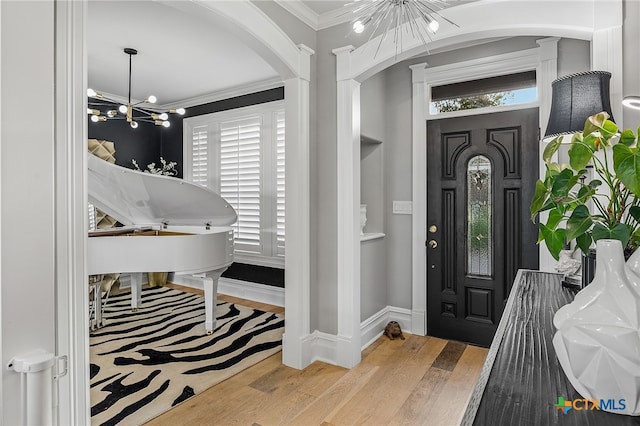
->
[{"left": 426, "top": 109, "right": 539, "bottom": 347}]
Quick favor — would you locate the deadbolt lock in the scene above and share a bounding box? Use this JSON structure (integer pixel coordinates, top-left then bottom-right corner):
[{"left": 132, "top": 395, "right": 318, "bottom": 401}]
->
[
  {"left": 429, "top": 225, "right": 437, "bottom": 233},
  {"left": 428, "top": 240, "right": 438, "bottom": 249}
]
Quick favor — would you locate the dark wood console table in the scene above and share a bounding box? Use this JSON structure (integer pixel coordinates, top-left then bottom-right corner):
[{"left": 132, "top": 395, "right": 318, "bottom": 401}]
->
[{"left": 461, "top": 270, "right": 640, "bottom": 425}]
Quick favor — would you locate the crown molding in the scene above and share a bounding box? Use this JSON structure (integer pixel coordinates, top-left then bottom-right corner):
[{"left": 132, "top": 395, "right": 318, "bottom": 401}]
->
[
  {"left": 273, "top": 0, "right": 319, "bottom": 30},
  {"left": 273, "top": 0, "right": 355, "bottom": 31},
  {"left": 89, "top": 78, "right": 283, "bottom": 113},
  {"left": 317, "top": 3, "right": 355, "bottom": 30},
  {"left": 169, "top": 77, "right": 284, "bottom": 109}
]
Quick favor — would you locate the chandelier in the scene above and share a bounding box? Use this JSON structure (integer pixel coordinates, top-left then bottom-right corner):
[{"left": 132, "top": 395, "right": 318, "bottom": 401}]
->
[
  {"left": 350, "top": 0, "right": 458, "bottom": 56},
  {"left": 87, "top": 48, "right": 185, "bottom": 129}
]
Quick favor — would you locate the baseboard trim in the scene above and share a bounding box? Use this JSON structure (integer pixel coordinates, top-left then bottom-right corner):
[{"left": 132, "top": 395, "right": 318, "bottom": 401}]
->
[
  {"left": 298, "top": 306, "right": 413, "bottom": 369},
  {"left": 170, "top": 275, "right": 285, "bottom": 307},
  {"left": 360, "top": 306, "right": 412, "bottom": 351},
  {"left": 165, "top": 276, "right": 413, "bottom": 369}
]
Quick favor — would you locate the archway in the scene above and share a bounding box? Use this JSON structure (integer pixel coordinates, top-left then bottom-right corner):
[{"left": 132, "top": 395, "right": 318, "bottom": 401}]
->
[
  {"left": 56, "top": 1, "right": 313, "bottom": 423},
  {"left": 333, "top": 0, "right": 622, "bottom": 367}
]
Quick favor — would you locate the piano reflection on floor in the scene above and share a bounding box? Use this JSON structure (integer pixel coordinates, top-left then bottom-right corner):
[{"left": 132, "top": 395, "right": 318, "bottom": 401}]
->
[{"left": 87, "top": 153, "right": 237, "bottom": 334}]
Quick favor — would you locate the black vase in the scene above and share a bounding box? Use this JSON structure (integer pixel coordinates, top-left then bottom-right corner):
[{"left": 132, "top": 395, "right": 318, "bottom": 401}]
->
[
  {"left": 581, "top": 249, "right": 597, "bottom": 287},
  {"left": 582, "top": 247, "right": 634, "bottom": 287}
]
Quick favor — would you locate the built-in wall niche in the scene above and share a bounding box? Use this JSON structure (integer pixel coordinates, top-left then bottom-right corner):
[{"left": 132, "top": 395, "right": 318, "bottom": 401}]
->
[{"left": 361, "top": 134, "right": 385, "bottom": 241}]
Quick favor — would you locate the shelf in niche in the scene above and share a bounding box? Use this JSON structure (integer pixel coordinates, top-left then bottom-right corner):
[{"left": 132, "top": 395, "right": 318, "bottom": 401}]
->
[
  {"left": 360, "top": 232, "right": 385, "bottom": 242},
  {"left": 361, "top": 134, "right": 382, "bottom": 145}
]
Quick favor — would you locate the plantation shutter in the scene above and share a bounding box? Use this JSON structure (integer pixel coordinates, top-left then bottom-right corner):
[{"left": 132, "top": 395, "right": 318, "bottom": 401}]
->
[
  {"left": 88, "top": 204, "right": 96, "bottom": 231},
  {"left": 190, "top": 125, "right": 209, "bottom": 187},
  {"left": 275, "top": 112, "right": 285, "bottom": 256},
  {"left": 220, "top": 116, "right": 262, "bottom": 253}
]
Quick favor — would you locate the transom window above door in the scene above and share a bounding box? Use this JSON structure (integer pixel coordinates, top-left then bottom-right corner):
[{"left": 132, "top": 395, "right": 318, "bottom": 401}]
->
[{"left": 430, "top": 71, "right": 537, "bottom": 115}]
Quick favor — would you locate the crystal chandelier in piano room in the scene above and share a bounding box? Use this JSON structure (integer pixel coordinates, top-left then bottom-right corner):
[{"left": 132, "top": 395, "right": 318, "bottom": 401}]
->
[{"left": 87, "top": 47, "right": 185, "bottom": 129}]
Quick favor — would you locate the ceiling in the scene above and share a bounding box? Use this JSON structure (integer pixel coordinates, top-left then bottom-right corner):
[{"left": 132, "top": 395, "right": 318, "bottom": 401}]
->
[
  {"left": 88, "top": 1, "right": 280, "bottom": 107},
  {"left": 88, "top": 0, "right": 471, "bottom": 107}
]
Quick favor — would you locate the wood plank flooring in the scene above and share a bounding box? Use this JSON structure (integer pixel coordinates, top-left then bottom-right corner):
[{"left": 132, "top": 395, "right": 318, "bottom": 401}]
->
[{"left": 144, "top": 284, "right": 487, "bottom": 426}]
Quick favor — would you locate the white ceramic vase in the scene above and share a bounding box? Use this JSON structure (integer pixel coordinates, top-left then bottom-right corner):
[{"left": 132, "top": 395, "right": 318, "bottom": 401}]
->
[
  {"left": 553, "top": 239, "right": 640, "bottom": 415},
  {"left": 360, "top": 204, "right": 367, "bottom": 236}
]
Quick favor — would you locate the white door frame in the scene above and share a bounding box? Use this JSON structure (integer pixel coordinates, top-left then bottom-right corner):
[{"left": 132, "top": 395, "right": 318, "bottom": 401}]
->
[
  {"left": 333, "top": 0, "right": 622, "bottom": 365},
  {"left": 57, "top": 1, "right": 313, "bottom": 423}
]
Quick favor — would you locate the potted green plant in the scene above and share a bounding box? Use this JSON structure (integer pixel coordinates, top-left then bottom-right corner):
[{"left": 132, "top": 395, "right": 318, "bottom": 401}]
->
[{"left": 530, "top": 112, "right": 640, "bottom": 264}]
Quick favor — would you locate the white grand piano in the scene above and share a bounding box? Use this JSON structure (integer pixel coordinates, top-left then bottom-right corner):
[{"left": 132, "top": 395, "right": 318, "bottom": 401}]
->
[{"left": 87, "top": 153, "right": 236, "bottom": 334}]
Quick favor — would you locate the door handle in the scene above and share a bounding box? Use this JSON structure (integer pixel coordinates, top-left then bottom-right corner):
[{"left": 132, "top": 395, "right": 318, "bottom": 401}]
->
[{"left": 428, "top": 240, "right": 438, "bottom": 249}]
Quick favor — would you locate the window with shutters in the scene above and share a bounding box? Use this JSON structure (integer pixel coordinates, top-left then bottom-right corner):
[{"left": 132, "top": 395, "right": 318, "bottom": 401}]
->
[{"left": 183, "top": 101, "right": 285, "bottom": 267}]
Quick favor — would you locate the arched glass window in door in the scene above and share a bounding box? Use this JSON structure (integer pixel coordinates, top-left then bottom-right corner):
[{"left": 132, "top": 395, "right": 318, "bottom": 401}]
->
[{"left": 467, "top": 155, "right": 492, "bottom": 276}]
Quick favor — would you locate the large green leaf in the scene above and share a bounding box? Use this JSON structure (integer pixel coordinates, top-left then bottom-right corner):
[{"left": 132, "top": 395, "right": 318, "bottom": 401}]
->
[
  {"left": 565, "top": 205, "right": 593, "bottom": 241},
  {"left": 530, "top": 180, "right": 548, "bottom": 220},
  {"left": 592, "top": 222, "right": 632, "bottom": 248},
  {"left": 539, "top": 224, "right": 566, "bottom": 260},
  {"left": 575, "top": 233, "right": 592, "bottom": 255},
  {"left": 630, "top": 206, "right": 640, "bottom": 223},
  {"left": 551, "top": 168, "right": 576, "bottom": 199},
  {"left": 568, "top": 141, "right": 593, "bottom": 170},
  {"left": 546, "top": 208, "right": 564, "bottom": 230},
  {"left": 543, "top": 136, "right": 562, "bottom": 162},
  {"left": 613, "top": 144, "right": 640, "bottom": 197},
  {"left": 619, "top": 129, "right": 637, "bottom": 147}
]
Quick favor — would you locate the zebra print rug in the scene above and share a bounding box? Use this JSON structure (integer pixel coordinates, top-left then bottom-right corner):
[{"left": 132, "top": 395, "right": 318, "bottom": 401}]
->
[{"left": 90, "top": 286, "right": 284, "bottom": 426}]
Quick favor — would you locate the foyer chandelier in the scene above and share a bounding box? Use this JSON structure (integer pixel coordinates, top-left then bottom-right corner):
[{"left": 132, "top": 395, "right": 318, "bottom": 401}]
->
[
  {"left": 350, "top": 0, "right": 458, "bottom": 56},
  {"left": 87, "top": 48, "right": 185, "bottom": 129}
]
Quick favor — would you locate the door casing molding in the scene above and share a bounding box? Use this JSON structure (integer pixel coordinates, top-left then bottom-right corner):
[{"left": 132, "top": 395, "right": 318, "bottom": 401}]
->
[{"left": 411, "top": 41, "right": 555, "bottom": 335}]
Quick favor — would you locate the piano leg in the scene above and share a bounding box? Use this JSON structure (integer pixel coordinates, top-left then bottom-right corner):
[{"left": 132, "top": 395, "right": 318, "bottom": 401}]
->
[
  {"left": 194, "top": 270, "right": 223, "bottom": 335},
  {"left": 130, "top": 272, "right": 143, "bottom": 311}
]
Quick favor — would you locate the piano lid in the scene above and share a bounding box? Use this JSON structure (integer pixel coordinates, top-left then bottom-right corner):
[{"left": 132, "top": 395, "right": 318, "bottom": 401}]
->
[{"left": 87, "top": 153, "right": 237, "bottom": 227}]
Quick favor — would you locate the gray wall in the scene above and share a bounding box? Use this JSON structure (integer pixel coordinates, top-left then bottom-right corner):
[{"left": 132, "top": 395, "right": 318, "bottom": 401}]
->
[{"left": 360, "top": 73, "right": 387, "bottom": 320}]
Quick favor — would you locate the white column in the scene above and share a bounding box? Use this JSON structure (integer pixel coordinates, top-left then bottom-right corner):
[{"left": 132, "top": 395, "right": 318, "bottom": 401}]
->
[
  {"left": 282, "top": 44, "right": 314, "bottom": 369},
  {"left": 592, "top": 0, "right": 623, "bottom": 127},
  {"left": 410, "top": 63, "right": 427, "bottom": 336},
  {"left": 333, "top": 46, "right": 361, "bottom": 368},
  {"left": 54, "top": 0, "right": 90, "bottom": 423},
  {"left": 536, "top": 37, "right": 559, "bottom": 272}
]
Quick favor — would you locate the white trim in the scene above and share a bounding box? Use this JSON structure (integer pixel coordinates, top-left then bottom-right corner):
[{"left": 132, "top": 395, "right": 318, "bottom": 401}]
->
[
  {"left": 55, "top": 1, "right": 90, "bottom": 424},
  {"left": 171, "top": 275, "right": 285, "bottom": 307},
  {"left": 170, "top": 77, "right": 284, "bottom": 110},
  {"left": 87, "top": 78, "right": 284, "bottom": 111},
  {"left": 410, "top": 63, "right": 428, "bottom": 337},
  {"left": 317, "top": 4, "right": 357, "bottom": 31},
  {"left": 273, "top": 0, "right": 318, "bottom": 30},
  {"left": 218, "top": 278, "right": 284, "bottom": 307},
  {"left": 334, "top": 46, "right": 362, "bottom": 368},
  {"left": 291, "top": 305, "right": 412, "bottom": 367},
  {"left": 360, "top": 232, "right": 385, "bottom": 242},
  {"left": 272, "top": 0, "right": 356, "bottom": 31},
  {"left": 360, "top": 306, "right": 412, "bottom": 351},
  {"left": 281, "top": 47, "right": 314, "bottom": 369},
  {"left": 306, "top": 331, "right": 339, "bottom": 365}
]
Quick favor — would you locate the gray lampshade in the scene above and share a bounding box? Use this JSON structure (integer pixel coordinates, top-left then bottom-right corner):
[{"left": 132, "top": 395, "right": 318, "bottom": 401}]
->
[{"left": 544, "top": 71, "right": 614, "bottom": 139}]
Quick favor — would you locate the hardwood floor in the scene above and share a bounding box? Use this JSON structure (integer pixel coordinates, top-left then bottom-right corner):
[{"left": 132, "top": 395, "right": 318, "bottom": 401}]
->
[{"left": 146, "top": 285, "right": 488, "bottom": 426}]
